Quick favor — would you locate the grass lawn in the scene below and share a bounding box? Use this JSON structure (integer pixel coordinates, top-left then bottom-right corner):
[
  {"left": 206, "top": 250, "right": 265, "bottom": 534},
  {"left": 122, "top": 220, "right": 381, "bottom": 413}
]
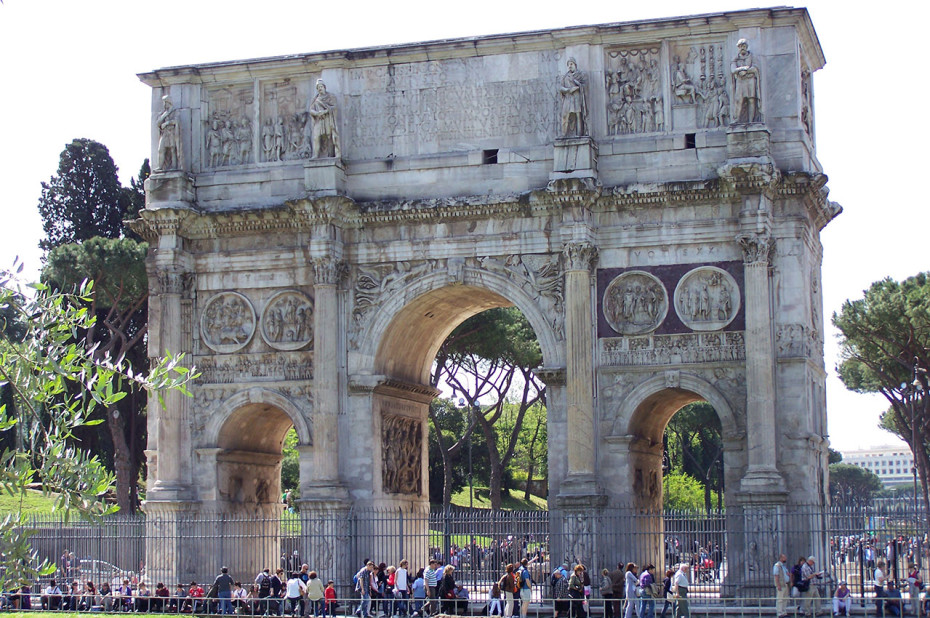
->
[
  {"left": 448, "top": 487, "right": 547, "bottom": 510},
  {"left": 0, "top": 489, "right": 59, "bottom": 516}
]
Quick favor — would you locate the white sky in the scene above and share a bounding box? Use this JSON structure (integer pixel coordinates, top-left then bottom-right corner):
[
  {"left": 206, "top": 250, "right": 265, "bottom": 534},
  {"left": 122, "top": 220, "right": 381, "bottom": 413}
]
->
[{"left": 1, "top": 0, "right": 926, "bottom": 452}]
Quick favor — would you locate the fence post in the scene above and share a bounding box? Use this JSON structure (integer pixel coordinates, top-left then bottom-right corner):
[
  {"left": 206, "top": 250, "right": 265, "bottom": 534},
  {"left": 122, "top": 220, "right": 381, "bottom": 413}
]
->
[{"left": 399, "top": 507, "right": 405, "bottom": 561}]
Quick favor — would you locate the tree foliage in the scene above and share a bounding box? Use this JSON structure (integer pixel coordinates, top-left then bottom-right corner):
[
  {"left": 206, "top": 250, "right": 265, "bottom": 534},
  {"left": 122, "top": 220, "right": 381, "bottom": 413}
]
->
[
  {"left": 663, "top": 472, "right": 706, "bottom": 510},
  {"left": 664, "top": 402, "right": 723, "bottom": 510},
  {"left": 833, "top": 273, "right": 930, "bottom": 512},
  {"left": 37, "top": 139, "right": 129, "bottom": 252},
  {"left": 0, "top": 263, "right": 194, "bottom": 590},
  {"left": 828, "top": 463, "right": 883, "bottom": 505},
  {"left": 432, "top": 307, "right": 545, "bottom": 511},
  {"left": 42, "top": 238, "right": 150, "bottom": 511}
]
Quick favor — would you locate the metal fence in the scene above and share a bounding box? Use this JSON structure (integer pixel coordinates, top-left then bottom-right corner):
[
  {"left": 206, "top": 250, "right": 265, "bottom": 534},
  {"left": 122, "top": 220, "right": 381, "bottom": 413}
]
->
[{"left": 18, "top": 503, "right": 930, "bottom": 610}]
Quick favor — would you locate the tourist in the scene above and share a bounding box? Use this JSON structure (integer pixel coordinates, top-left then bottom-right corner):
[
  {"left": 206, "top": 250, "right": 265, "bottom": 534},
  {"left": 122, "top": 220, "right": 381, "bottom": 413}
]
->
[
  {"left": 624, "top": 563, "right": 640, "bottom": 618},
  {"left": 773, "top": 554, "right": 791, "bottom": 618},
  {"left": 552, "top": 569, "right": 570, "bottom": 618},
  {"left": 639, "top": 564, "right": 656, "bottom": 618},
  {"left": 396, "top": 559, "right": 410, "bottom": 616},
  {"left": 657, "top": 570, "right": 674, "bottom": 618},
  {"left": 800, "top": 556, "right": 823, "bottom": 617},
  {"left": 569, "top": 565, "right": 587, "bottom": 618},
  {"left": 214, "top": 567, "right": 235, "bottom": 615},
  {"left": 354, "top": 561, "right": 375, "bottom": 618},
  {"left": 153, "top": 582, "right": 170, "bottom": 613},
  {"left": 411, "top": 569, "right": 426, "bottom": 616},
  {"left": 517, "top": 558, "right": 534, "bottom": 618},
  {"left": 286, "top": 572, "right": 307, "bottom": 616},
  {"left": 454, "top": 583, "right": 470, "bottom": 615},
  {"left": 232, "top": 581, "right": 248, "bottom": 614},
  {"left": 832, "top": 581, "right": 851, "bottom": 616},
  {"left": 135, "top": 581, "right": 152, "bottom": 613},
  {"left": 306, "top": 571, "right": 326, "bottom": 617},
  {"left": 671, "top": 564, "right": 690, "bottom": 618},
  {"left": 610, "top": 563, "right": 626, "bottom": 618},
  {"left": 488, "top": 577, "right": 502, "bottom": 616},
  {"left": 272, "top": 568, "right": 286, "bottom": 615},
  {"left": 325, "top": 580, "right": 338, "bottom": 617},
  {"left": 886, "top": 582, "right": 903, "bottom": 617},
  {"left": 438, "top": 565, "right": 457, "bottom": 615},
  {"left": 257, "top": 568, "right": 274, "bottom": 614},
  {"left": 600, "top": 568, "right": 615, "bottom": 618},
  {"left": 41, "top": 579, "right": 62, "bottom": 611},
  {"left": 499, "top": 564, "right": 517, "bottom": 618},
  {"left": 423, "top": 560, "right": 439, "bottom": 616}
]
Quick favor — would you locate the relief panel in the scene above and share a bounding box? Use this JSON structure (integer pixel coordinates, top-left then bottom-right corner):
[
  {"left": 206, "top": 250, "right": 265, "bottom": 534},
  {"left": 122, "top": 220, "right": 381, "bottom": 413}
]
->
[
  {"left": 203, "top": 85, "right": 255, "bottom": 168},
  {"left": 381, "top": 414, "right": 423, "bottom": 495},
  {"left": 200, "top": 292, "right": 256, "bottom": 353},
  {"left": 673, "top": 266, "right": 740, "bottom": 331},
  {"left": 260, "top": 79, "right": 314, "bottom": 162},
  {"left": 668, "top": 41, "right": 728, "bottom": 130},
  {"left": 602, "top": 271, "right": 668, "bottom": 335},
  {"left": 605, "top": 46, "right": 664, "bottom": 136},
  {"left": 260, "top": 291, "right": 314, "bottom": 351}
]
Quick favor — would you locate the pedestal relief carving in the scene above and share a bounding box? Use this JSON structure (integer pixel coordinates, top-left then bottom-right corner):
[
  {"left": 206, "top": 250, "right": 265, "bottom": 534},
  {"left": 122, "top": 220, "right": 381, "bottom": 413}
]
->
[
  {"left": 730, "top": 39, "right": 762, "bottom": 124},
  {"left": 559, "top": 58, "right": 588, "bottom": 138},
  {"left": 606, "top": 47, "right": 663, "bottom": 135},
  {"left": 603, "top": 271, "right": 668, "bottom": 336},
  {"left": 674, "top": 266, "right": 740, "bottom": 331},
  {"left": 203, "top": 85, "right": 254, "bottom": 168},
  {"left": 381, "top": 414, "right": 422, "bottom": 495},
  {"left": 260, "top": 291, "right": 314, "bottom": 351},
  {"left": 200, "top": 292, "right": 256, "bottom": 353}
]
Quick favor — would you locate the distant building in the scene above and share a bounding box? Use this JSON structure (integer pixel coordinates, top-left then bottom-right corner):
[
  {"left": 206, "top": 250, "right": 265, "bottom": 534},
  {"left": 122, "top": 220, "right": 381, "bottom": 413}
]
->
[{"left": 842, "top": 446, "right": 914, "bottom": 488}]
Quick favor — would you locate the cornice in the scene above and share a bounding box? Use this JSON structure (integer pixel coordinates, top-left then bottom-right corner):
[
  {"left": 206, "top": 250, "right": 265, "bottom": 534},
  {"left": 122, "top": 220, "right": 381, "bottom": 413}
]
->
[
  {"left": 138, "top": 8, "right": 823, "bottom": 87},
  {"left": 135, "top": 171, "right": 837, "bottom": 241}
]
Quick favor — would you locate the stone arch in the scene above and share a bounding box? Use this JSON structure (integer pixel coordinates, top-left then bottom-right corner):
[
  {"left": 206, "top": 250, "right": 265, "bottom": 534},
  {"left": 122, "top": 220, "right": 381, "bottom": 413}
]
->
[
  {"left": 204, "top": 387, "right": 312, "bottom": 450},
  {"left": 611, "top": 371, "right": 742, "bottom": 442},
  {"left": 356, "top": 267, "right": 563, "bottom": 384}
]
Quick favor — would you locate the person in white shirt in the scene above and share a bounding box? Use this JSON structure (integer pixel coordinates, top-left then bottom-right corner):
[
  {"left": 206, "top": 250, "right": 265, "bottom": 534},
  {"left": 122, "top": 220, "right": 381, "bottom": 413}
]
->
[
  {"left": 396, "top": 559, "right": 410, "bottom": 616},
  {"left": 773, "top": 555, "right": 791, "bottom": 618},
  {"left": 671, "top": 564, "right": 690, "bottom": 618},
  {"left": 874, "top": 561, "right": 886, "bottom": 616},
  {"left": 833, "top": 581, "right": 851, "bottom": 617},
  {"left": 286, "top": 573, "right": 307, "bottom": 616}
]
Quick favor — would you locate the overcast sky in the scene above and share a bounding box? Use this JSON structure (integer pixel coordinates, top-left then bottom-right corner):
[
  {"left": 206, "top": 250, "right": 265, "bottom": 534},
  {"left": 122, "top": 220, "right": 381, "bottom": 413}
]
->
[{"left": 1, "top": 0, "right": 926, "bottom": 452}]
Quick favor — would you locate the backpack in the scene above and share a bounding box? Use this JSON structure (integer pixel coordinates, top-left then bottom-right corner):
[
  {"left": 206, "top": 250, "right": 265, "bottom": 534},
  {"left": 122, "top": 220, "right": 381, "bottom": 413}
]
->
[
  {"left": 258, "top": 574, "right": 271, "bottom": 596},
  {"left": 792, "top": 565, "right": 809, "bottom": 592}
]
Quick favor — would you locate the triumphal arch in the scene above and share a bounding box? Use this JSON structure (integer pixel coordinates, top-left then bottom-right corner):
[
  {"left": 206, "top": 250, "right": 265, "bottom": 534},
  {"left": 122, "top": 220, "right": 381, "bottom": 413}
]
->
[{"left": 137, "top": 7, "right": 839, "bottom": 593}]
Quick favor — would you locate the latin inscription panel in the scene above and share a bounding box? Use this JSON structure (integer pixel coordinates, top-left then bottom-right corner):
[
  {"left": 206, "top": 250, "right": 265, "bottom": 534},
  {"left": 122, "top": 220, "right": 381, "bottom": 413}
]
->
[{"left": 344, "top": 51, "right": 560, "bottom": 158}]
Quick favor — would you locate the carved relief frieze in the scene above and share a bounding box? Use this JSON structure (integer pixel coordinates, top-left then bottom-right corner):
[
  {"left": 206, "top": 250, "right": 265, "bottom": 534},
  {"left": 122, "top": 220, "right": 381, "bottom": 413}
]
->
[
  {"left": 381, "top": 413, "right": 422, "bottom": 495},
  {"left": 260, "top": 291, "right": 314, "bottom": 351},
  {"left": 603, "top": 271, "right": 668, "bottom": 335},
  {"left": 467, "top": 254, "right": 565, "bottom": 341},
  {"left": 350, "top": 259, "right": 447, "bottom": 347},
  {"left": 801, "top": 68, "right": 813, "bottom": 137},
  {"left": 601, "top": 331, "right": 745, "bottom": 366},
  {"left": 605, "top": 46, "right": 663, "bottom": 136},
  {"left": 260, "top": 80, "right": 313, "bottom": 162},
  {"left": 200, "top": 292, "right": 256, "bottom": 353},
  {"left": 196, "top": 352, "right": 313, "bottom": 384},
  {"left": 674, "top": 266, "right": 740, "bottom": 331},
  {"left": 203, "top": 85, "right": 254, "bottom": 168},
  {"left": 775, "top": 323, "right": 812, "bottom": 358}
]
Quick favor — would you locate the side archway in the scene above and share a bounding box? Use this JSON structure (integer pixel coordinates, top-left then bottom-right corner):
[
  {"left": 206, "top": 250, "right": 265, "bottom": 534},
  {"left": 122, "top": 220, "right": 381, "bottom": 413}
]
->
[{"left": 204, "top": 387, "right": 312, "bottom": 449}]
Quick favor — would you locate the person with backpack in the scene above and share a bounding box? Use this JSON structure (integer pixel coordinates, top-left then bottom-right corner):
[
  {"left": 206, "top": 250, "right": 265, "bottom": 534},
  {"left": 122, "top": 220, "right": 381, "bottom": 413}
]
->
[
  {"left": 354, "top": 562, "right": 375, "bottom": 618},
  {"left": 499, "top": 564, "right": 517, "bottom": 618},
  {"left": 256, "top": 568, "right": 274, "bottom": 615},
  {"left": 791, "top": 557, "right": 807, "bottom": 598}
]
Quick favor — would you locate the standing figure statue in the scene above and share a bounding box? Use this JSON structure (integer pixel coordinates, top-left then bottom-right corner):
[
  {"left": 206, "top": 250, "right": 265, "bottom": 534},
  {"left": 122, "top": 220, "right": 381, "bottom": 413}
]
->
[
  {"left": 731, "top": 39, "right": 762, "bottom": 123},
  {"left": 156, "top": 95, "right": 180, "bottom": 171},
  {"left": 308, "top": 79, "right": 341, "bottom": 158},
  {"left": 559, "top": 58, "right": 588, "bottom": 137}
]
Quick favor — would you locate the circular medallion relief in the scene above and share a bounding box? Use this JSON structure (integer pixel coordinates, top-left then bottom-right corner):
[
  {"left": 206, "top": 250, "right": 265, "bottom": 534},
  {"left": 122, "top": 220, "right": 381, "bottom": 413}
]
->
[
  {"left": 674, "top": 266, "right": 741, "bottom": 331},
  {"left": 200, "top": 292, "right": 256, "bottom": 353},
  {"left": 603, "top": 271, "right": 669, "bottom": 335},
  {"left": 260, "top": 291, "right": 314, "bottom": 351}
]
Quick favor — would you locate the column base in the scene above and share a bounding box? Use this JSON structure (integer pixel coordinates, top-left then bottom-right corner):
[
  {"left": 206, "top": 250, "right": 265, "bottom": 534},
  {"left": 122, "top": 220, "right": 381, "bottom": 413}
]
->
[
  {"left": 555, "top": 474, "right": 607, "bottom": 509},
  {"left": 738, "top": 466, "right": 787, "bottom": 496},
  {"left": 298, "top": 481, "right": 350, "bottom": 504},
  {"left": 145, "top": 482, "right": 195, "bottom": 503}
]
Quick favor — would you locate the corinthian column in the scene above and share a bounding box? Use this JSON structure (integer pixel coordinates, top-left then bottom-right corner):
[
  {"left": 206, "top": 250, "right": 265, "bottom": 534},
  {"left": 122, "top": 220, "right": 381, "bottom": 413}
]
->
[
  {"left": 737, "top": 232, "right": 786, "bottom": 494},
  {"left": 308, "top": 256, "right": 347, "bottom": 496},
  {"left": 559, "top": 242, "right": 600, "bottom": 498}
]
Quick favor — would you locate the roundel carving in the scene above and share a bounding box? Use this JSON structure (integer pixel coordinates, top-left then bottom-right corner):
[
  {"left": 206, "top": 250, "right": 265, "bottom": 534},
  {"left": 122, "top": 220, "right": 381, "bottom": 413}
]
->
[
  {"left": 200, "top": 292, "right": 256, "bottom": 353},
  {"left": 674, "top": 266, "right": 741, "bottom": 331},
  {"left": 260, "top": 291, "right": 314, "bottom": 351},
  {"left": 603, "top": 271, "right": 669, "bottom": 335}
]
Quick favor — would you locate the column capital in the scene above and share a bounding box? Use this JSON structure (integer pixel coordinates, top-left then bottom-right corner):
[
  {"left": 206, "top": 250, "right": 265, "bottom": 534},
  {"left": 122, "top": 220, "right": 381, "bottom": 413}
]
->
[
  {"left": 736, "top": 232, "right": 775, "bottom": 265},
  {"left": 312, "top": 256, "right": 348, "bottom": 286},
  {"left": 561, "top": 241, "right": 598, "bottom": 272}
]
